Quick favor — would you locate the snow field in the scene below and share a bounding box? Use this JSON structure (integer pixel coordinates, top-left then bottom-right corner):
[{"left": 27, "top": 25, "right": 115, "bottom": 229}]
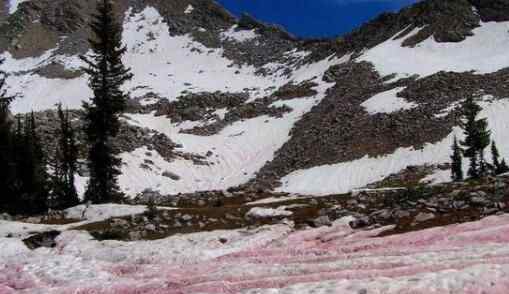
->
[
  {"left": 359, "top": 21, "right": 509, "bottom": 78},
  {"left": 2, "top": 214, "right": 509, "bottom": 293}
]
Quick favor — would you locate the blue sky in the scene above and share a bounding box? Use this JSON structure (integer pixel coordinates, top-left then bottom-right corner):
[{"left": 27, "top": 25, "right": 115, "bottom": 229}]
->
[{"left": 216, "top": 0, "right": 418, "bottom": 38}]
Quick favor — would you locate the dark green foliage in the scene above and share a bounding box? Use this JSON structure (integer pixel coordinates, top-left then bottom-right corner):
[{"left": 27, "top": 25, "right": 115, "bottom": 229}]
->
[
  {"left": 499, "top": 159, "right": 509, "bottom": 175},
  {"left": 80, "top": 0, "right": 133, "bottom": 203},
  {"left": 7, "top": 114, "right": 50, "bottom": 215},
  {"left": 460, "top": 96, "right": 491, "bottom": 179},
  {"left": 491, "top": 141, "right": 509, "bottom": 175},
  {"left": 49, "top": 104, "right": 80, "bottom": 210},
  {"left": 451, "top": 136, "right": 464, "bottom": 181},
  {"left": 0, "top": 59, "right": 17, "bottom": 213},
  {"left": 0, "top": 60, "right": 49, "bottom": 215}
]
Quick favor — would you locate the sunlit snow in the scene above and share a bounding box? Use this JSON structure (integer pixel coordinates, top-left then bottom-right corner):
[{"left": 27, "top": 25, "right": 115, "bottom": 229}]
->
[
  {"left": 361, "top": 87, "right": 417, "bottom": 114},
  {"left": 359, "top": 22, "right": 509, "bottom": 78}
]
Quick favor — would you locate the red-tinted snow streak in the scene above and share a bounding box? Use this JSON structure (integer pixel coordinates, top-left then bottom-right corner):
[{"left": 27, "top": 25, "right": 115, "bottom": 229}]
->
[{"left": 3, "top": 216, "right": 509, "bottom": 293}]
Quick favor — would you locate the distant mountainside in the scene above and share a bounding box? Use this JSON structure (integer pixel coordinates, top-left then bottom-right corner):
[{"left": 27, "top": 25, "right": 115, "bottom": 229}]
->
[{"left": 1, "top": 0, "right": 509, "bottom": 198}]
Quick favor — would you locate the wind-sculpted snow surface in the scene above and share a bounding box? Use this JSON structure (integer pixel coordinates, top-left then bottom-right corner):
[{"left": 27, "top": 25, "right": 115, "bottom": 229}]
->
[{"left": 2, "top": 215, "right": 509, "bottom": 293}]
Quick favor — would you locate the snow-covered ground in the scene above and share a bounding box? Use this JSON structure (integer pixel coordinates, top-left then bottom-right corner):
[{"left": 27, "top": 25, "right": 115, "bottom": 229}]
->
[
  {"left": 120, "top": 90, "right": 326, "bottom": 196},
  {"left": 361, "top": 87, "right": 417, "bottom": 114},
  {"left": 359, "top": 21, "right": 509, "bottom": 78},
  {"left": 279, "top": 98, "right": 509, "bottom": 195},
  {"left": 0, "top": 204, "right": 148, "bottom": 238},
  {"left": 2, "top": 214, "right": 509, "bottom": 293},
  {"left": 0, "top": 6, "right": 322, "bottom": 114}
]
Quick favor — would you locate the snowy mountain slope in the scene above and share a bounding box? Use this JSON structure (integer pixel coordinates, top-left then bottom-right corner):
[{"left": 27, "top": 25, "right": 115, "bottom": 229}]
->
[
  {"left": 2, "top": 0, "right": 509, "bottom": 197},
  {"left": 359, "top": 21, "right": 509, "bottom": 79}
]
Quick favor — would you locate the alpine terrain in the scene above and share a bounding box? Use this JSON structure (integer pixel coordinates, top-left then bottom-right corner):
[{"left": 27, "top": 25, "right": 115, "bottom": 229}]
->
[{"left": 1, "top": 0, "right": 509, "bottom": 293}]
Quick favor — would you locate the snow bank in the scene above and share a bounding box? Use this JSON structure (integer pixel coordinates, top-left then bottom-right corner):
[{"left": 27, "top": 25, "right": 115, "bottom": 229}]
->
[
  {"left": 0, "top": 204, "right": 149, "bottom": 239},
  {"left": 64, "top": 204, "right": 147, "bottom": 222},
  {"left": 359, "top": 22, "right": 509, "bottom": 78},
  {"left": 361, "top": 87, "right": 417, "bottom": 114},
  {"left": 279, "top": 98, "right": 509, "bottom": 195}
]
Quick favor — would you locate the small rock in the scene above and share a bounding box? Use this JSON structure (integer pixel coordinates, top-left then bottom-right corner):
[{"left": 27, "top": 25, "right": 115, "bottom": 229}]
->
[
  {"left": 452, "top": 201, "right": 467, "bottom": 209},
  {"left": 145, "top": 224, "right": 156, "bottom": 231},
  {"left": 393, "top": 210, "right": 411, "bottom": 219},
  {"left": 349, "top": 216, "right": 371, "bottom": 229},
  {"left": 414, "top": 212, "right": 435, "bottom": 223},
  {"left": 111, "top": 218, "right": 129, "bottom": 228},
  {"left": 129, "top": 231, "right": 142, "bottom": 240},
  {"left": 470, "top": 196, "right": 490, "bottom": 206},
  {"left": 371, "top": 209, "right": 392, "bottom": 221},
  {"left": 313, "top": 215, "right": 332, "bottom": 227}
]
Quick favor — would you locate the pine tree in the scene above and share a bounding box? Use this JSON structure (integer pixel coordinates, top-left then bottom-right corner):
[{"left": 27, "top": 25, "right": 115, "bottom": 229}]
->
[
  {"left": 0, "top": 58, "right": 17, "bottom": 212},
  {"left": 80, "top": 0, "right": 133, "bottom": 203},
  {"left": 461, "top": 96, "right": 491, "bottom": 179},
  {"left": 8, "top": 114, "right": 50, "bottom": 214},
  {"left": 499, "top": 159, "right": 509, "bottom": 175},
  {"left": 491, "top": 141, "right": 509, "bottom": 175},
  {"left": 50, "top": 104, "right": 80, "bottom": 209},
  {"left": 451, "top": 136, "right": 463, "bottom": 181},
  {"left": 23, "top": 113, "right": 50, "bottom": 214}
]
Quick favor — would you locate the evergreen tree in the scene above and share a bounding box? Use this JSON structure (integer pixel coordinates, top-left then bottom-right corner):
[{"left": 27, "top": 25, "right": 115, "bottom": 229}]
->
[
  {"left": 80, "top": 0, "right": 133, "bottom": 203},
  {"left": 499, "top": 159, "right": 509, "bottom": 174},
  {"left": 451, "top": 136, "right": 463, "bottom": 181},
  {"left": 0, "top": 59, "right": 17, "bottom": 212},
  {"left": 460, "top": 96, "right": 491, "bottom": 179},
  {"left": 50, "top": 104, "right": 80, "bottom": 209},
  {"left": 21, "top": 113, "right": 50, "bottom": 214},
  {"left": 7, "top": 114, "right": 50, "bottom": 214},
  {"left": 491, "top": 141, "right": 509, "bottom": 175}
]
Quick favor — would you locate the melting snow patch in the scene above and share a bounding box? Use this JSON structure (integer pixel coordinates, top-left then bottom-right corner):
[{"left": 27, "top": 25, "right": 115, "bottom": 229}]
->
[
  {"left": 64, "top": 204, "right": 147, "bottom": 222},
  {"left": 361, "top": 87, "right": 417, "bottom": 114}
]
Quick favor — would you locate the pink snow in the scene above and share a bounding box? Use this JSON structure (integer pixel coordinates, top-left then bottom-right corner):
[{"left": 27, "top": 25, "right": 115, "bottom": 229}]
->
[{"left": 3, "top": 215, "right": 509, "bottom": 293}]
